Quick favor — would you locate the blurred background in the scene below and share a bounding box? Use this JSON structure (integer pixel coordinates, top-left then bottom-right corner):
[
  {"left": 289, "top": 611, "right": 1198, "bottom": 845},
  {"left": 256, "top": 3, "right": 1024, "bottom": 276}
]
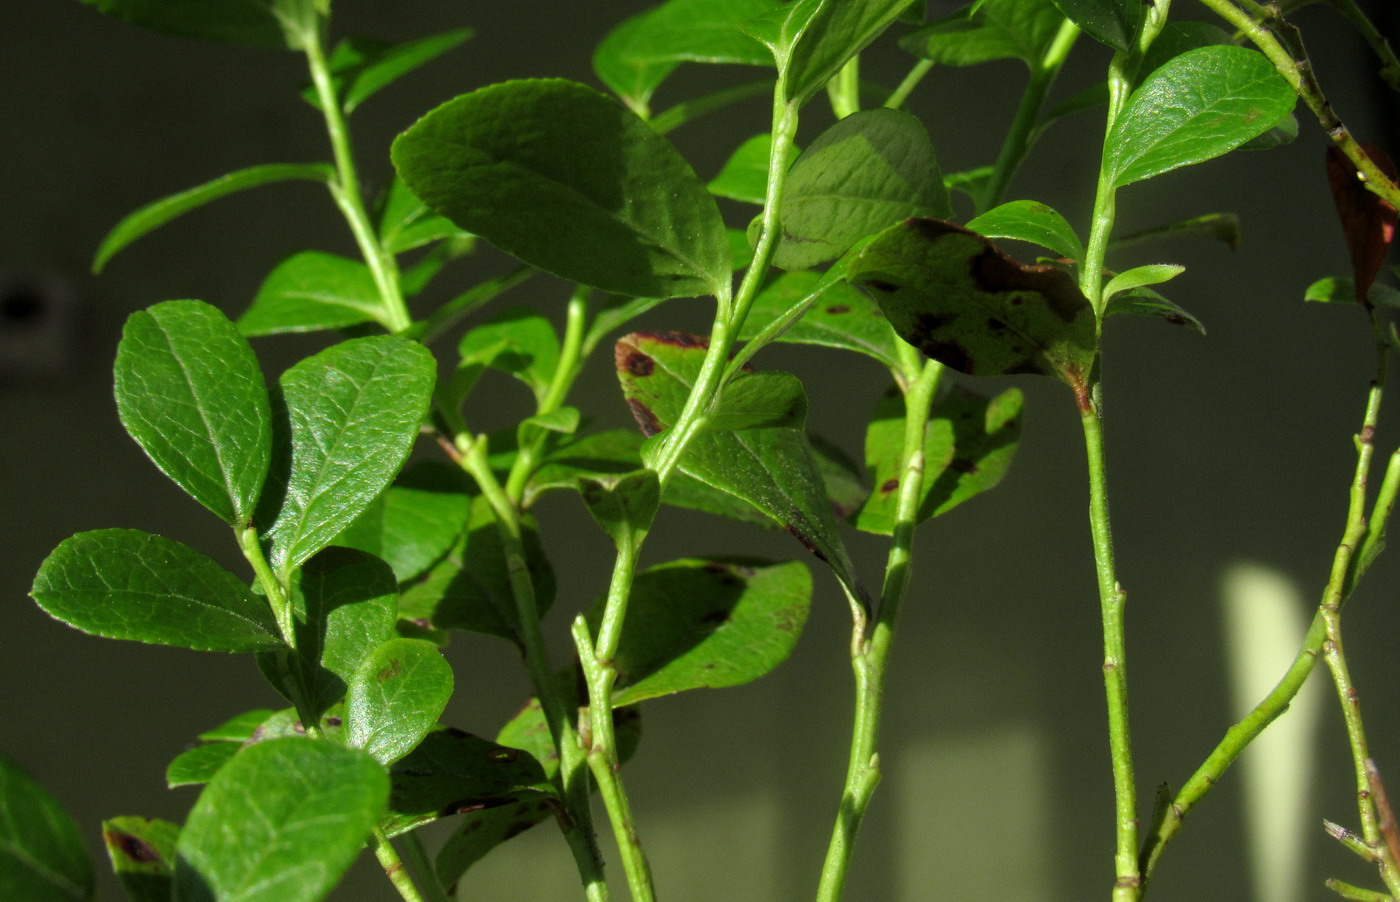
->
[{"left": 3, "top": 1, "right": 1400, "bottom": 899}]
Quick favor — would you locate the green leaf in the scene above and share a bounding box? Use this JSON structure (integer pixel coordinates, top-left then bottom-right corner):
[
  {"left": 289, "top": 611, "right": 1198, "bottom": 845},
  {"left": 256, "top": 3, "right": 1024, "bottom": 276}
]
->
[
  {"left": 849, "top": 219, "right": 1096, "bottom": 390},
  {"left": 102, "top": 817, "right": 178, "bottom": 902},
  {"left": 1048, "top": 0, "right": 1142, "bottom": 51},
  {"left": 775, "top": 107, "right": 950, "bottom": 270},
  {"left": 1304, "top": 277, "right": 1400, "bottom": 310},
  {"left": 592, "top": 558, "right": 811, "bottom": 705},
  {"left": 31, "top": 529, "right": 280, "bottom": 652},
  {"left": 458, "top": 309, "right": 561, "bottom": 402},
  {"left": 522, "top": 407, "right": 581, "bottom": 435},
  {"left": 943, "top": 165, "right": 993, "bottom": 202},
  {"left": 198, "top": 709, "right": 275, "bottom": 742},
  {"left": 579, "top": 470, "right": 661, "bottom": 547},
  {"left": 115, "top": 299, "right": 272, "bottom": 525},
  {"left": 739, "top": 270, "right": 902, "bottom": 370},
  {"left": 238, "top": 252, "right": 389, "bottom": 336},
  {"left": 174, "top": 738, "right": 387, "bottom": 902},
  {"left": 398, "top": 496, "right": 555, "bottom": 643},
  {"left": 966, "top": 199, "right": 1085, "bottom": 261},
  {"left": 1103, "top": 263, "right": 1185, "bottom": 301},
  {"left": 1104, "top": 286, "right": 1207, "bottom": 333},
  {"left": 617, "top": 333, "right": 865, "bottom": 599},
  {"left": 94, "top": 164, "right": 333, "bottom": 272},
  {"left": 593, "top": 0, "right": 779, "bottom": 111},
  {"left": 333, "top": 462, "right": 472, "bottom": 583},
  {"left": 853, "top": 383, "right": 1022, "bottom": 534},
  {"left": 0, "top": 753, "right": 92, "bottom": 901},
  {"left": 784, "top": 0, "right": 913, "bottom": 106},
  {"left": 265, "top": 336, "right": 437, "bottom": 576},
  {"left": 1139, "top": 20, "right": 1232, "bottom": 78},
  {"left": 899, "top": 0, "right": 1067, "bottom": 68},
  {"left": 377, "top": 175, "right": 471, "bottom": 256},
  {"left": 339, "top": 29, "right": 474, "bottom": 114},
  {"left": 392, "top": 79, "right": 730, "bottom": 300},
  {"left": 167, "top": 744, "right": 240, "bottom": 789},
  {"left": 1105, "top": 46, "right": 1297, "bottom": 187},
  {"left": 707, "top": 134, "right": 791, "bottom": 204},
  {"left": 382, "top": 728, "right": 554, "bottom": 838},
  {"left": 707, "top": 372, "right": 809, "bottom": 431},
  {"left": 1110, "top": 212, "right": 1241, "bottom": 252},
  {"left": 345, "top": 638, "right": 454, "bottom": 766},
  {"left": 76, "top": 0, "right": 296, "bottom": 49}
]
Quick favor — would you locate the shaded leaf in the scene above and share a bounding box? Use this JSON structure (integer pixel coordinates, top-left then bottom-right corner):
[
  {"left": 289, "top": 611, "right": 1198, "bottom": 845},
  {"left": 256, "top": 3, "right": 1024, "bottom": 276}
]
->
[
  {"left": 1110, "top": 212, "right": 1241, "bottom": 252},
  {"left": 1049, "top": 0, "right": 1142, "bottom": 51},
  {"left": 346, "top": 638, "right": 454, "bottom": 766},
  {"left": 739, "top": 270, "right": 902, "bottom": 370},
  {"left": 198, "top": 710, "right": 275, "bottom": 742},
  {"left": 333, "top": 461, "right": 472, "bottom": 583},
  {"left": 579, "top": 470, "right": 661, "bottom": 547},
  {"left": 238, "top": 252, "right": 387, "bottom": 336},
  {"left": 76, "top": 0, "right": 297, "bottom": 48},
  {"left": 966, "top": 199, "right": 1084, "bottom": 261},
  {"left": 1105, "top": 286, "right": 1207, "bottom": 333},
  {"left": 265, "top": 336, "right": 437, "bottom": 576},
  {"left": 899, "top": 0, "right": 1066, "bottom": 68},
  {"left": 392, "top": 79, "right": 730, "bottom": 299},
  {"left": 848, "top": 219, "right": 1096, "bottom": 391},
  {"left": 784, "top": 0, "right": 912, "bottom": 106},
  {"left": 1326, "top": 143, "right": 1398, "bottom": 304},
  {"left": 102, "top": 817, "right": 178, "bottom": 902},
  {"left": 95, "top": 164, "right": 332, "bottom": 272},
  {"left": 377, "top": 175, "right": 470, "bottom": 256},
  {"left": 708, "top": 133, "right": 788, "bottom": 204},
  {"left": 174, "top": 738, "right": 387, "bottom": 902},
  {"left": 776, "top": 108, "right": 950, "bottom": 270},
  {"left": 31, "top": 530, "right": 280, "bottom": 653},
  {"left": 943, "top": 165, "right": 993, "bottom": 202},
  {"left": 334, "top": 29, "right": 474, "bottom": 114},
  {"left": 115, "top": 299, "right": 272, "bottom": 524},
  {"left": 458, "top": 309, "right": 561, "bottom": 402},
  {"left": 591, "top": 558, "right": 811, "bottom": 705},
  {"left": 1139, "top": 20, "right": 1232, "bottom": 78},
  {"left": 1304, "top": 276, "right": 1400, "bottom": 311},
  {"left": 854, "top": 383, "right": 1022, "bottom": 533},
  {"left": 809, "top": 433, "right": 868, "bottom": 519},
  {"left": 0, "top": 753, "right": 92, "bottom": 902},
  {"left": 1105, "top": 46, "right": 1296, "bottom": 187}
]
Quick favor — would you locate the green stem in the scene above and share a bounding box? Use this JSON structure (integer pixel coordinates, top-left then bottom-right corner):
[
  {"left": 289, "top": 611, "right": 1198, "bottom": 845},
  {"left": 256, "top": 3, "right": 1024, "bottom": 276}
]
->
[
  {"left": 827, "top": 55, "right": 861, "bottom": 119},
  {"left": 976, "top": 19, "right": 1081, "bottom": 214},
  {"left": 1081, "top": 395, "right": 1140, "bottom": 902},
  {"left": 237, "top": 525, "right": 295, "bottom": 647},
  {"left": 815, "top": 357, "right": 942, "bottom": 902},
  {"left": 302, "top": 20, "right": 410, "bottom": 332},
  {"left": 1327, "top": 879, "right": 1396, "bottom": 902},
  {"left": 1194, "top": 0, "right": 1400, "bottom": 210},
  {"left": 371, "top": 827, "right": 430, "bottom": 902},
  {"left": 883, "top": 59, "right": 933, "bottom": 111},
  {"left": 400, "top": 831, "right": 452, "bottom": 902}
]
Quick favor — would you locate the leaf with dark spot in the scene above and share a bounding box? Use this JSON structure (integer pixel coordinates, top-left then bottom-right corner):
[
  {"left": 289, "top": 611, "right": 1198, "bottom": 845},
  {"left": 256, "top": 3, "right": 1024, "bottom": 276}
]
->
[
  {"left": 102, "top": 816, "right": 178, "bottom": 902},
  {"left": 848, "top": 219, "right": 1095, "bottom": 391},
  {"left": 738, "top": 270, "right": 901, "bottom": 369},
  {"left": 1326, "top": 142, "right": 1397, "bottom": 304}
]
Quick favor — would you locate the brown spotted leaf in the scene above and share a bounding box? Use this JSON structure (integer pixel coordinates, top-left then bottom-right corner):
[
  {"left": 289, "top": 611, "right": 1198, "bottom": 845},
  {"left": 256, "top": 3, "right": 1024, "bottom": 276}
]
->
[
  {"left": 102, "top": 817, "right": 178, "bottom": 902},
  {"left": 847, "top": 218, "right": 1096, "bottom": 393},
  {"left": 1326, "top": 143, "right": 1397, "bottom": 304}
]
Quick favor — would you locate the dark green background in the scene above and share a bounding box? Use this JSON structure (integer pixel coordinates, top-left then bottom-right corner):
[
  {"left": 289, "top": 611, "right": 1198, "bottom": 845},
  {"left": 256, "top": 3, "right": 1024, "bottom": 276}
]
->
[{"left": 3, "top": 1, "right": 1399, "bottom": 899}]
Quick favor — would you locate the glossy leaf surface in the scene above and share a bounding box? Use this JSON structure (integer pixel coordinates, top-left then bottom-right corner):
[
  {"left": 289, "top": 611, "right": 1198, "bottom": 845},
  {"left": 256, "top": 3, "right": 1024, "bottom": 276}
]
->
[
  {"left": 966, "top": 199, "right": 1084, "bottom": 261},
  {"left": 95, "top": 164, "right": 332, "bottom": 272},
  {"left": 854, "top": 384, "right": 1022, "bottom": 533},
  {"left": 738, "top": 271, "right": 902, "bottom": 370},
  {"left": 775, "top": 108, "right": 949, "bottom": 270},
  {"left": 102, "top": 817, "right": 178, "bottom": 902},
  {"left": 1105, "top": 46, "right": 1296, "bottom": 187},
  {"left": 899, "top": 0, "right": 1066, "bottom": 67},
  {"left": 115, "top": 299, "right": 271, "bottom": 525},
  {"left": 617, "top": 333, "right": 863, "bottom": 598},
  {"left": 593, "top": 558, "right": 811, "bottom": 705},
  {"left": 346, "top": 638, "right": 453, "bottom": 765},
  {"left": 0, "top": 753, "right": 92, "bottom": 901},
  {"left": 265, "top": 336, "right": 436, "bottom": 575},
  {"left": 333, "top": 462, "right": 471, "bottom": 583},
  {"left": 238, "top": 252, "right": 386, "bottom": 336},
  {"left": 1048, "top": 0, "right": 1142, "bottom": 51},
  {"left": 848, "top": 219, "right": 1095, "bottom": 390},
  {"left": 32, "top": 529, "right": 279, "bottom": 652},
  {"left": 393, "top": 79, "right": 730, "bottom": 299},
  {"left": 174, "top": 738, "right": 387, "bottom": 902}
]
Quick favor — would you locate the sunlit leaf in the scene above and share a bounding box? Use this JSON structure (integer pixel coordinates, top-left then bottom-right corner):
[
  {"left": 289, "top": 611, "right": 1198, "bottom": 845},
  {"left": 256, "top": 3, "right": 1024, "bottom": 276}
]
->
[
  {"left": 239, "top": 251, "right": 389, "bottom": 336},
  {"left": 333, "top": 462, "right": 472, "bottom": 583},
  {"left": 346, "top": 638, "right": 453, "bottom": 766},
  {"left": 102, "top": 817, "right": 177, "bottom": 902},
  {"left": 966, "top": 199, "right": 1084, "bottom": 261},
  {"left": 738, "top": 270, "right": 902, "bottom": 370}
]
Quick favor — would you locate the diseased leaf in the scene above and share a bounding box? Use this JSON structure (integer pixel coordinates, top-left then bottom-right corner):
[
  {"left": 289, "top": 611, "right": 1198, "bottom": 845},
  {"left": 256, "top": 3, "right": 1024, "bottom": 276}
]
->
[
  {"left": 738, "top": 270, "right": 902, "bottom": 370},
  {"left": 102, "top": 817, "right": 178, "bottom": 902},
  {"left": 115, "top": 299, "right": 272, "bottom": 525},
  {"left": 346, "top": 639, "right": 454, "bottom": 766},
  {"left": 593, "top": 0, "right": 778, "bottom": 111},
  {"left": 1325, "top": 143, "right": 1398, "bottom": 304},
  {"left": 95, "top": 164, "right": 333, "bottom": 272},
  {"left": 966, "top": 199, "right": 1084, "bottom": 261},
  {"left": 591, "top": 558, "right": 811, "bottom": 705},
  {"left": 1105, "top": 46, "right": 1297, "bottom": 187},
  {"left": 616, "top": 333, "right": 865, "bottom": 599},
  {"left": 899, "top": 0, "right": 1066, "bottom": 68},
  {"left": 333, "top": 461, "right": 472, "bottom": 583},
  {"left": 174, "top": 738, "right": 387, "bottom": 902},
  {"left": 1048, "top": 0, "right": 1142, "bottom": 51},
  {"left": 1105, "top": 286, "right": 1207, "bottom": 333},
  {"left": 238, "top": 252, "right": 388, "bottom": 336},
  {"left": 775, "top": 108, "right": 950, "bottom": 270},
  {"left": 0, "top": 753, "right": 92, "bottom": 902},
  {"left": 784, "top": 0, "right": 913, "bottom": 106},
  {"left": 264, "top": 336, "right": 436, "bottom": 576},
  {"left": 31, "top": 530, "right": 280, "bottom": 653},
  {"left": 848, "top": 218, "right": 1096, "bottom": 392},
  {"left": 392, "top": 79, "right": 730, "bottom": 299},
  {"left": 854, "top": 383, "right": 1022, "bottom": 534}
]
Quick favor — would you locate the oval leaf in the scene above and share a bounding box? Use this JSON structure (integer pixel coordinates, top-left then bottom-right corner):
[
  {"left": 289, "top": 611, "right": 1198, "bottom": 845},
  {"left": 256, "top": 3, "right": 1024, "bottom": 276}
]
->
[
  {"left": 848, "top": 219, "right": 1096, "bottom": 391},
  {"left": 1049, "top": 0, "right": 1142, "bottom": 51},
  {"left": 1103, "top": 263, "right": 1185, "bottom": 300},
  {"left": 775, "top": 107, "right": 950, "bottom": 270},
  {"left": 1105, "top": 45, "right": 1296, "bottom": 187},
  {"left": 265, "top": 336, "right": 436, "bottom": 576},
  {"left": 784, "top": 0, "right": 912, "bottom": 106},
  {"left": 966, "top": 199, "right": 1085, "bottom": 261},
  {"left": 32, "top": 529, "right": 280, "bottom": 652},
  {"left": 0, "top": 753, "right": 92, "bottom": 902},
  {"left": 115, "top": 299, "right": 272, "bottom": 525},
  {"left": 341, "top": 29, "right": 474, "bottom": 114},
  {"left": 239, "top": 252, "right": 388, "bottom": 336},
  {"left": 346, "top": 639, "right": 455, "bottom": 765},
  {"left": 102, "top": 816, "right": 178, "bottom": 902},
  {"left": 174, "top": 738, "right": 387, "bottom": 902},
  {"left": 392, "top": 79, "right": 730, "bottom": 300}
]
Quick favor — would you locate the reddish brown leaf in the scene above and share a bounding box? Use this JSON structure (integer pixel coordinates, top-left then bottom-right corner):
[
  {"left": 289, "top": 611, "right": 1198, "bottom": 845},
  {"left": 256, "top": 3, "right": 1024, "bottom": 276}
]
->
[{"left": 1326, "top": 143, "right": 1397, "bottom": 304}]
